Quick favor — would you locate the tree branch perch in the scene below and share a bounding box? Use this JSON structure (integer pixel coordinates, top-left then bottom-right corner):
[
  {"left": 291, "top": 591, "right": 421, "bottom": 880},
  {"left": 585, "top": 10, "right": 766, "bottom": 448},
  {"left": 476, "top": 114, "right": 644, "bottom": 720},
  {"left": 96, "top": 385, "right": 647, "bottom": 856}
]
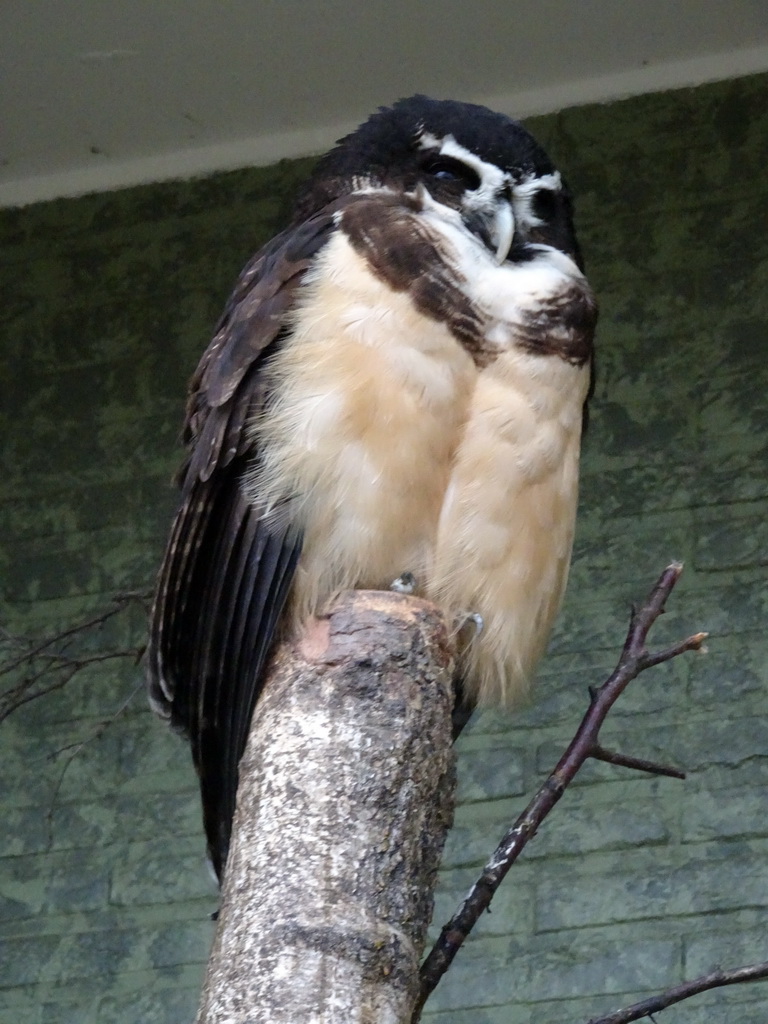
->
[{"left": 196, "top": 590, "right": 457, "bottom": 1024}]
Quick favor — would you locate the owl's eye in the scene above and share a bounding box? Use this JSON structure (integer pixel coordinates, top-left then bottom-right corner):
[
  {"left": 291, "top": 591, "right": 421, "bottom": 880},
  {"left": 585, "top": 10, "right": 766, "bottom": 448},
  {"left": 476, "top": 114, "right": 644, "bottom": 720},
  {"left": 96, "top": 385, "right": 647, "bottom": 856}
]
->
[
  {"left": 421, "top": 155, "right": 481, "bottom": 191},
  {"left": 532, "top": 187, "right": 560, "bottom": 222}
]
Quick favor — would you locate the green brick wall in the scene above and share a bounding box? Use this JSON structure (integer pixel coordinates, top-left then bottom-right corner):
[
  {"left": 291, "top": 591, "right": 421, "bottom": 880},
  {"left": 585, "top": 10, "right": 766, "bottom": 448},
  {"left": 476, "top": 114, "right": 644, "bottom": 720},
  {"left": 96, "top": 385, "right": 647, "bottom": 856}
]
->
[{"left": 2, "top": 74, "right": 767, "bottom": 1022}]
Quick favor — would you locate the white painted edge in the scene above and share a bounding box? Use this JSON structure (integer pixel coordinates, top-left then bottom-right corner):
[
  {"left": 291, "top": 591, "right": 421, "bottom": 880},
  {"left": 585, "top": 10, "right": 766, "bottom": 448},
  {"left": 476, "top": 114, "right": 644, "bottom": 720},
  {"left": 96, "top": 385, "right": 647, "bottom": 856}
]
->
[{"left": 2, "top": 44, "right": 768, "bottom": 209}]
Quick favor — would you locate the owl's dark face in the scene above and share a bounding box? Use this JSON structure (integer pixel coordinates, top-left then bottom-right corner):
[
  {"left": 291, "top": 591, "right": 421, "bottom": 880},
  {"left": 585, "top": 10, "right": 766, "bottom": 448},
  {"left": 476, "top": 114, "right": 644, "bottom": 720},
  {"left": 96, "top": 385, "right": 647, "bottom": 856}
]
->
[{"left": 293, "top": 94, "right": 582, "bottom": 267}]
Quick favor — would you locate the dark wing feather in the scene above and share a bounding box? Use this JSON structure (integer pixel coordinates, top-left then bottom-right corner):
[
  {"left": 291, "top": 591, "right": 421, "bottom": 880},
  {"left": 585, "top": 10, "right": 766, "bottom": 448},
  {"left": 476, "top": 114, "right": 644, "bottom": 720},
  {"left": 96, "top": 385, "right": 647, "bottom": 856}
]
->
[{"left": 147, "top": 202, "right": 346, "bottom": 878}]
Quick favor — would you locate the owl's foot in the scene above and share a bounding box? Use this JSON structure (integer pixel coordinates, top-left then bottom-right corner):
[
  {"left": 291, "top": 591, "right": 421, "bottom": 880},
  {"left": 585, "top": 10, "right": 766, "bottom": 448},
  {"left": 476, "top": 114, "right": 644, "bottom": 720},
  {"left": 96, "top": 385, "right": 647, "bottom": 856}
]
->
[{"left": 390, "top": 571, "right": 417, "bottom": 594}]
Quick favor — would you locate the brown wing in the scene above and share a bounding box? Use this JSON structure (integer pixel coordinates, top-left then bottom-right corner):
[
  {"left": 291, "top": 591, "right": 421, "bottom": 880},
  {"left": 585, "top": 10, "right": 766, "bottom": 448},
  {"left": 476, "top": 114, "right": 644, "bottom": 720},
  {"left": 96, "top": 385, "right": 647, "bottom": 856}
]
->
[{"left": 147, "top": 203, "right": 345, "bottom": 879}]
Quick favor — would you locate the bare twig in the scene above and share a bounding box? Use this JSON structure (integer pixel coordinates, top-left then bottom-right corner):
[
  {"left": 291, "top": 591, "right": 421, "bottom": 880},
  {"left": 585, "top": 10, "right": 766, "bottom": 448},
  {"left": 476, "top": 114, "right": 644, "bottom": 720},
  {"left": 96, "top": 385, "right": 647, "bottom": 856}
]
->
[
  {"left": 0, "top": 591, "right": 150, "bottom": 722},
  {"left": 412, "top": 563, "right": 706, "bottom": 1021},
  {"left": 590, "top": 744, "right": 686, "bottom": 779},
  {"left": 586, "top": 959, "right": 768, "bottom": 1024}
]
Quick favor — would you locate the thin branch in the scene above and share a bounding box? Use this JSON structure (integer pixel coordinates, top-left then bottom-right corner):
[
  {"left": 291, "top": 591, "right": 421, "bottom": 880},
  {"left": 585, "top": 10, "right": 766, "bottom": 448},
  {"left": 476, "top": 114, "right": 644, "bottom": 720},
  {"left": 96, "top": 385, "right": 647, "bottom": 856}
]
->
[
  {"left": 0, "top": 590, "right": 148, "bottom": 673},
  {"left": 590, "top": 744, "right": 685, "bottom": 780},
  {"left": 586, "top": 960, "right": 768, "bottom": 1024},
  {"left": 0, "top": 591, "right": 150, "bottom": 722},
  {"left": 642, "top": 632, "right": 708, "bottom": 669},
  {"left": 413, "top": 563, "right": 706, "bottom": 1021}
]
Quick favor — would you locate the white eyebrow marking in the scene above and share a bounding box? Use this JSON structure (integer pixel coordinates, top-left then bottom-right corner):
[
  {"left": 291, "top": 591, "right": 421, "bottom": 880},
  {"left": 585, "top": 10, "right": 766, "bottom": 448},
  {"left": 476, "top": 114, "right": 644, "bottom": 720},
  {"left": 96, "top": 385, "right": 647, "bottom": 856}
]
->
[
  {"left": 418, "top": 131, "right": 510, "bottom": 198},
  {"left": 513, "top": 170, "right": 563, "bottom": 228},
  {"left": 418, "top": 131, "right": 563, "bottom": 223}
]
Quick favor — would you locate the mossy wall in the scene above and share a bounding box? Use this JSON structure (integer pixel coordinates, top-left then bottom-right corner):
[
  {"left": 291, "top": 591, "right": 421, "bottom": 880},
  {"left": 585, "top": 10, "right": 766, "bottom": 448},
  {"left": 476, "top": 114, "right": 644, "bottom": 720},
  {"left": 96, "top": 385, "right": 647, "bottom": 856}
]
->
[{"left": 1, "top": 73, "right": 767, "bottom": 1022}]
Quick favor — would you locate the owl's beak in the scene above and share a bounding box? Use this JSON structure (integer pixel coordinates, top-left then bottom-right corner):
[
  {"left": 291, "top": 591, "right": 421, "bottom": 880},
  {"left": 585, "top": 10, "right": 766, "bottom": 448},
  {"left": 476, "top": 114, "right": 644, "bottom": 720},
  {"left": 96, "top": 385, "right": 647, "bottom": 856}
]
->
[
  {"left": 491, "top": 199, "right": 514, "bottom": 264},
  {"left": 462, "top": 197, "right": 514, "bottom": 264}
]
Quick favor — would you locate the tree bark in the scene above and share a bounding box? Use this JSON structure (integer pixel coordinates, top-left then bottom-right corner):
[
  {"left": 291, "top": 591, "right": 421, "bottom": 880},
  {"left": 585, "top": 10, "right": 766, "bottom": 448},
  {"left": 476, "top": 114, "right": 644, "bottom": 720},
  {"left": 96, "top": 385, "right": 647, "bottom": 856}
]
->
[{"left": 196, "top": 590, "right": 457, "bottom": 1024}]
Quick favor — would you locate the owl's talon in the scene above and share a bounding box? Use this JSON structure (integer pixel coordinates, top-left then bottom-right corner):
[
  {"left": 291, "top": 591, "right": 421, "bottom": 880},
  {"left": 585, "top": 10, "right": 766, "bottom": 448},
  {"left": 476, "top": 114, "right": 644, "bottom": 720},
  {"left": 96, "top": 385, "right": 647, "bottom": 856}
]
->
[
  {"left": 390, "top": 571, "right": 417, "bottom": 594},
  {"left": 468, "top": 612, "right": 484, "bottom": 636},
  {"left": 456, "top": 611, "right": 484, "bottom": 639}
]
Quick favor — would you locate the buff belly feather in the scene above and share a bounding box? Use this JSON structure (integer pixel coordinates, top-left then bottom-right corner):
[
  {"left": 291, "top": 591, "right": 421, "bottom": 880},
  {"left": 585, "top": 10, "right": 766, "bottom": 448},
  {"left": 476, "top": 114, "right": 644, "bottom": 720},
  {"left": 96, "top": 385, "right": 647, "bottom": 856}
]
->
[{"left": 248, "top": 231, "right": 589, "bottom": 708}]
